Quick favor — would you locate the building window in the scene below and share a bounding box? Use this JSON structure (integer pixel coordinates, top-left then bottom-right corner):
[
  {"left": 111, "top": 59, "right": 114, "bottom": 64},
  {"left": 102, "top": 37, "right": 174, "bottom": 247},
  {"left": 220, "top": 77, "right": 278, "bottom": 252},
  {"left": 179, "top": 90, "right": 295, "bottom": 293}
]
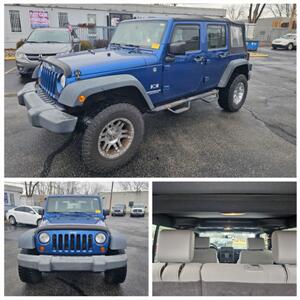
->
[
  {"left": 58, "top": 12, "right": 68, "bottom": 28},
  {"left": 10, "top": 193, "right": 15, "bottom": 205},
  {"left": 9, "top": 10, "right": 22, "bottom": 32},
  {"left": 171, "top": 24, "right": 200, "bottom": 52},
  {"left": 87, "top": 14, "right": 96, "bottom": 34},
  {"left": 4, "top": 192, "right": 8, "bottom": 204},
  {"left": 207, "top": 25, "right": 226, "bottom": 50}
]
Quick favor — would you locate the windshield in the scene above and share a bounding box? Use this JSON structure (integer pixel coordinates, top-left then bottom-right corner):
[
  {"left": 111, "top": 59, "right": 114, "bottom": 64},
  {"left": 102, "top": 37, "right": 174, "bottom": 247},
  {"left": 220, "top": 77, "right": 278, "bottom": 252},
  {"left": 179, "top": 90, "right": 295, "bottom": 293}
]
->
[
  {"left": 27, "top": 30, "right": 70, "bottom": 43},
  {"left": 47, "top": 196, "right": 101, "bottom": 213},
  {"left": 110, "top": 20, "right": 167, "bottom": 49},
  {"left": 133, "top": 203, "right": 144, "bottom": 208},
  {"left": 281, "top": 34, "right": 295, "bottom": 39},
  {"left": 198, "top": 231, "right": 265, "bottom": 249}
]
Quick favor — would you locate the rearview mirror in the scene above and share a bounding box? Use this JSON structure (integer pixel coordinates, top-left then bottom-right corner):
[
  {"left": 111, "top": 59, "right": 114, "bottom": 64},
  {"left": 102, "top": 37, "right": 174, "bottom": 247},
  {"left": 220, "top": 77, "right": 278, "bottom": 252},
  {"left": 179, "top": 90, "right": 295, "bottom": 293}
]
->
[
  {"left": 168, "top": 42, "right": 186, "bottom": 55},
  {"left": 73, "top": 37, "right": 80, "bottom": 44}
]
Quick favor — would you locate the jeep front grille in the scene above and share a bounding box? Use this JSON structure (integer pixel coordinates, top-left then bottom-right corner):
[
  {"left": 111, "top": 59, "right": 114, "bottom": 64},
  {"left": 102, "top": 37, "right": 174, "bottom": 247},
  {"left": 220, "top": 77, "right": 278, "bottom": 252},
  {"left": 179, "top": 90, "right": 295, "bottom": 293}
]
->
[
  {"left": 39, "top": 64, "right": 60, "bottom": 99},
  {"left": 52, "top": 233, "right": 93, "bottom": 253}
]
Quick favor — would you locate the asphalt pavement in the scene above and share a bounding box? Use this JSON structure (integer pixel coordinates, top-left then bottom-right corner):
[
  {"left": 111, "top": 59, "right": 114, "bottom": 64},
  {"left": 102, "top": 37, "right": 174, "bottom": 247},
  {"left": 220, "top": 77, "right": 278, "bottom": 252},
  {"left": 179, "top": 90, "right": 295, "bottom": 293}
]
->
[
  {"left": 4, "top": 215, "right": 148, "bottom": 296},
  {"left": 5, "top": 47, "right": 296, "bottom": 177}
]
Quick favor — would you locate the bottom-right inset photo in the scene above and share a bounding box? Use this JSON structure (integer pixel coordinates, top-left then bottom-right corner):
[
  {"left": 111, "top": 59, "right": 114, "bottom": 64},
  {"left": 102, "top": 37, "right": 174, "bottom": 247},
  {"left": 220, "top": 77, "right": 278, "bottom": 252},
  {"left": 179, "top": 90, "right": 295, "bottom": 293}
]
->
[{"left": 152, "top": 181, "right": 296, "bottom": 296}]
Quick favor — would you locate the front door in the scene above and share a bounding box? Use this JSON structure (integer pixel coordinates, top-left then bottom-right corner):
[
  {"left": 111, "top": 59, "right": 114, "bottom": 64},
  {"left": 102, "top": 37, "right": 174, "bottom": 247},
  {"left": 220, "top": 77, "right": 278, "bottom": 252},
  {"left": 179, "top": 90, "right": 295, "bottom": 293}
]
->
[{"left": 162, "top": 23, "right": 205, "bottom": 102}]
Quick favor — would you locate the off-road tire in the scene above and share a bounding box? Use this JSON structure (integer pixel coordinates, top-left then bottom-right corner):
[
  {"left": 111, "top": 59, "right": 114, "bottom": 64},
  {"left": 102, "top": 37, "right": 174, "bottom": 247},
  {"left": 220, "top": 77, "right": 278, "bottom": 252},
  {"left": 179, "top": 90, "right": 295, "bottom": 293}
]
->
[
  {"left": 18, "top": 266, "right": 42, "bottom": 284},
  {"left": 218, "top": 74, "right": 248, "bottom": 112},
  {"left": 9, "top": 216, "right": 17, "bottom": 225},
  {"left": 287, "top": 43, "right": 294, "bottom": 50},
  {"left": 104, "top": 265, "right": 127, "bottom": 284},
  {"left": 82, "top": 103, "right": 144, "bottom": 173}
]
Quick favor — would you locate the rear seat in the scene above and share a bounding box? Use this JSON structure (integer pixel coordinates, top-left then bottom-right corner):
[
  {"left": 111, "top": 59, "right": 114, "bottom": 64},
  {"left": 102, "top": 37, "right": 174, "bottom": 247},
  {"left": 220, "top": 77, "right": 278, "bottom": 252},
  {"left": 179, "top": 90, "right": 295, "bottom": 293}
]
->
[
  {"left": 153, "top": 230, "right": 202, "bottom": 296},
  {"left": 238, "top": 237, "right": 273, "bottom": 264},
  {"left": 272, "top": 231, "right": 296, "bottom": 284},
  {"left": 201, "top": 231, "right": 296, "bottom": 296},
  {"left": 193, "top": 236, "right": 219, "bottom": 263}
]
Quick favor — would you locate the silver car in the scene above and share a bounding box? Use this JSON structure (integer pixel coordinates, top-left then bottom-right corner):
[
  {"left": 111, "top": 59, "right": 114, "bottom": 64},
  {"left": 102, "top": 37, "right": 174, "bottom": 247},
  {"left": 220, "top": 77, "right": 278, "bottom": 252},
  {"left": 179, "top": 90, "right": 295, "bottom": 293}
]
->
[{"left": 16, "top": 27, "right": 80, "bottom": 76}]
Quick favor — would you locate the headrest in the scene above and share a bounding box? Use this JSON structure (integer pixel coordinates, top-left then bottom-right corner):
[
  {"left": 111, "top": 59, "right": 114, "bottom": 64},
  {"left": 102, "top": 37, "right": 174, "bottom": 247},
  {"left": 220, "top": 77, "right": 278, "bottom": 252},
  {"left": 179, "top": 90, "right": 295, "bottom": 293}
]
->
[
  {"left": 272, "top": 231, "right": 296, "bottom": 264},
  {"left": 195, "top": 236, "right": 210, "bottom": 249},
  {"left": 247, "top": 238, "right": 265, "bottom": 250},
  {"left": 156, "top": 230, "right": 194, "bottom": 263}
]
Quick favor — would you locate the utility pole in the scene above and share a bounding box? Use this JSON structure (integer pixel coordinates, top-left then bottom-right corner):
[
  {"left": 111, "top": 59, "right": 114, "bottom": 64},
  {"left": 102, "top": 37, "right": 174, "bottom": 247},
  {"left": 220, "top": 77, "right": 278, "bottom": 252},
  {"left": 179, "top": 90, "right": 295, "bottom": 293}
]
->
[
  {"left": 288, "top": 4, "right": 296, "bottom": 32},
  {"left": 109, "top": 182, "right": 114, "bottom": 211}
]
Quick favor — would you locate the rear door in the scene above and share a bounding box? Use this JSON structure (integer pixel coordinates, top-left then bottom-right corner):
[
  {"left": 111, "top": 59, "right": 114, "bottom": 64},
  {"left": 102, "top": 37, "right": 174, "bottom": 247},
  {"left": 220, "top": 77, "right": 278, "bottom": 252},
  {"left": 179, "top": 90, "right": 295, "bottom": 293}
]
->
[
  {"left": 202, "top": 22, "right": 230, "bottom": 90},
  {"left": 162, "top": 22, "right": 205, "bottom": 101}
]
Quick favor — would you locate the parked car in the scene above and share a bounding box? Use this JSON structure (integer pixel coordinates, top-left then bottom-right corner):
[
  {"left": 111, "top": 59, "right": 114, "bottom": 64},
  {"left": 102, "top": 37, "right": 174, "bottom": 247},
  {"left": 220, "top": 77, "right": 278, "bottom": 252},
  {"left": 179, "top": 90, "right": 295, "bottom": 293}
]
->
[
  {"left": 272, "top": 33, "right": 296, "bottom": 50},
  {"left": 18, "top": 17, "right": 251, "bottom": 173},
  {"left": 16, "top": 27, "right": 80, "bottom": 76},
  {"left": 6, "top": 205, "right": 43, "bottom": 226},
  {"left": 17, "top": 195, "right": 127, "bottom": 284},
  {"left": 111, "top": 204, "right": 126, "bottom": 216},
  {"left": 152, "top": 182, "right": 296, "bottom": 296},
  {"left": 130, "top": 203, "right": 146, "bottom": 217}
]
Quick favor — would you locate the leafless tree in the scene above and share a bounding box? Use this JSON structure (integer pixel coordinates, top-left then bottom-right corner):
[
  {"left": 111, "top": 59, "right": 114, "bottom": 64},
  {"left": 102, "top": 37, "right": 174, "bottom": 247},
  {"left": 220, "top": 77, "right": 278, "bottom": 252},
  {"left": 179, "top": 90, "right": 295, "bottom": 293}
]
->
[
  {"left": 267, "top": 4, "right": 294, "bottom": 18},
  {"left": 227, "top": 5, "right": 246, "bottom": 21},
  {"left": 248, "top": 4, "right": 266, "bottom": 23},
  {"left": 119, "top": 182, "right": 148, "bottom": 192},
  {"left": 24, "top": 181, "right": 39, "bottom": 197}
]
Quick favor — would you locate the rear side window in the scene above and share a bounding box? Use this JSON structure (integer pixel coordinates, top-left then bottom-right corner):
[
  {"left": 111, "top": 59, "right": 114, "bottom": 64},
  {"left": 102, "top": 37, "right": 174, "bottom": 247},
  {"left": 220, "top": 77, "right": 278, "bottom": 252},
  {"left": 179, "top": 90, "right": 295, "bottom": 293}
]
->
[
  {"left": 207, "top": 24, "right": 226, "bottom": 49},
  {"left": 171, "top": 24, "right": 200, "bottom": 52},
  {"left": 230, "top": 25, "right": 244, "bottom": 48}
]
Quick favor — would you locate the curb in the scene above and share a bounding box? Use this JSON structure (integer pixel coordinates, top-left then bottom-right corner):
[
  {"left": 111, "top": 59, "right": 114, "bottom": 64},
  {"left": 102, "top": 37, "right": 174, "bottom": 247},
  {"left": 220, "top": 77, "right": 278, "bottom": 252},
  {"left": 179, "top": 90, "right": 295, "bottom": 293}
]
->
[
  {"left": 5, "top": 56, "right": 16, "bottom": 61},
  {"left": 249, "top": 52, "right": 269, "bottom": 58}
]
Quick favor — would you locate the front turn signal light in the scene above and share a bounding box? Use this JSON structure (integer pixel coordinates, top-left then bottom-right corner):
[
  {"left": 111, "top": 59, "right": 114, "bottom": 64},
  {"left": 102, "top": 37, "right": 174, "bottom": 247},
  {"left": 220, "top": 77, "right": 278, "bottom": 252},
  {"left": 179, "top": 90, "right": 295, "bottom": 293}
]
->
[{"left": 78, "top": 95, "right": 86, "bottom": 103}]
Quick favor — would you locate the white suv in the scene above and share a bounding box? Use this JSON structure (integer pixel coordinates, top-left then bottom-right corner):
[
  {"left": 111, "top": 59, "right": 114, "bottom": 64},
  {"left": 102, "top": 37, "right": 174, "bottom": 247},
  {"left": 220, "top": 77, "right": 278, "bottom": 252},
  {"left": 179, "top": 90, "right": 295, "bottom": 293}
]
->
[{"left": 272, "top": 33, "right": 296, "bottom": 50}]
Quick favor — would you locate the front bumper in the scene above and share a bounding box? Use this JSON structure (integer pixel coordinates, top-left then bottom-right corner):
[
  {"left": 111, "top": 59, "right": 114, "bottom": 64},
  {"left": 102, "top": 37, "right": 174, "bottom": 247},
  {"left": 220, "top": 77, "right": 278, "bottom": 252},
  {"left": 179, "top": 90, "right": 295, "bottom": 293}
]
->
[
  {"left": 272, "top": 43, "right": 288, "bottom": 48},
  {"left": 18, "top": 253, "right": 127, "bottom": 272},
  {"left": 18, "top": 82, "right": 78, "bottom": 133},
  {"left": 16, "top": 59, "right": 39, "bottom": 74}
]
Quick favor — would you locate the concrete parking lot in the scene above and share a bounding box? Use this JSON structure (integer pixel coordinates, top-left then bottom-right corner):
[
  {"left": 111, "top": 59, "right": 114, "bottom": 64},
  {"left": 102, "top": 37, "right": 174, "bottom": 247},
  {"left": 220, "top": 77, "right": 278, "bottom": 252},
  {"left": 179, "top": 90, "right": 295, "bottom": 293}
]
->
[
  {"left": 5, "top": 48, "right": 296, "bottom": 177},
  {"left": 4, "top": 215, "right": 148, "bottom": 296}
]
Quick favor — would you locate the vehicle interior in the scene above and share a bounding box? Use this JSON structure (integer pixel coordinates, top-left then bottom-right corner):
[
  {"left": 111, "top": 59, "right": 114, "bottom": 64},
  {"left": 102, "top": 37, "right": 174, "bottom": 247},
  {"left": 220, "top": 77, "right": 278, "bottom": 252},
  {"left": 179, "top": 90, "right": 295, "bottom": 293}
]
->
[{"left": 152, "top": 182, "right": 296, "bottom": 296}]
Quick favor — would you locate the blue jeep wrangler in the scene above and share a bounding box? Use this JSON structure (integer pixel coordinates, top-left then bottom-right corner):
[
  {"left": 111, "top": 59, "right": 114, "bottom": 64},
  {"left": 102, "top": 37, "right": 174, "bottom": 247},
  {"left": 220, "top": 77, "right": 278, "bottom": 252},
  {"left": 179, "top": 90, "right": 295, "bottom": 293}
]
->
[
  {"left": 18, "top": 17, "right": 251, "bottom": 173},
  {"left": 17, "top": 195, "right": 127, "bottom": 284}
]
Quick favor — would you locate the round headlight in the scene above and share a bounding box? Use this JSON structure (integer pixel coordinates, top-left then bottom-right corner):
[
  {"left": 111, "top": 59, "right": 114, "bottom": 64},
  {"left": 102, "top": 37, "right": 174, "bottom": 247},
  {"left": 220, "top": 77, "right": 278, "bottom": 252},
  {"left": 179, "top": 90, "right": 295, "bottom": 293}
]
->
[
  {"left": 60, "top": 75, "right": 66, "bottom": 88},
  {"left": 95, "top": 233, "right": 106, "bottom": 244},
  {"left": 39, "top": 232, "right": 50, "bottom": 244}
]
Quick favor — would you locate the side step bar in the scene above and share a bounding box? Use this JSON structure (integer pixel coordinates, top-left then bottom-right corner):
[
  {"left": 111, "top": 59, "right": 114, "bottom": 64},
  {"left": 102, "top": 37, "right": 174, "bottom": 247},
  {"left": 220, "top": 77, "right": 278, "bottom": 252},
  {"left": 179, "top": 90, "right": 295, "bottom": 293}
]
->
[{"left": 153, "top": 89, "right": 219, "bottom": 112}]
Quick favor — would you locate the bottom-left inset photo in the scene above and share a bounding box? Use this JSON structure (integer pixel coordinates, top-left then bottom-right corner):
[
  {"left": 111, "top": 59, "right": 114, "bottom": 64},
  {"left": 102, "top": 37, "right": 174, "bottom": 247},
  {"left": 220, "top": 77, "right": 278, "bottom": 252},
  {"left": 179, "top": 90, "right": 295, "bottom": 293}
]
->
[{"left": 4, "top": 181, "right": 149, "bottom": 296}]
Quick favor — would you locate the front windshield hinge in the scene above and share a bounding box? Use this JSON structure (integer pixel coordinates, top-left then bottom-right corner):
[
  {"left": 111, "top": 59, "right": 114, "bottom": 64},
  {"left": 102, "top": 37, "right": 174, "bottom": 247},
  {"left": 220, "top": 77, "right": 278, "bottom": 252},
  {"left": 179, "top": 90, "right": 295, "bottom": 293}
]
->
[{"left": 75, "top": 69, "right": 81, "bottom": 80}]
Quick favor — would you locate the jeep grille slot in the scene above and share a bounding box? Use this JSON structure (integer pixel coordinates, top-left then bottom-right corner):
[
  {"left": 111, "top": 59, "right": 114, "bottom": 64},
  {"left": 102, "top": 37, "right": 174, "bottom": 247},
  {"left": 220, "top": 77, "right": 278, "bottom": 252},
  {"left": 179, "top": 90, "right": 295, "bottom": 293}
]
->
[
  {"left": 39, "top": 64, "right": 60, "bottom": 100},
  {"left": 49, "top": 232, "right": 97, "bottom": 254}
]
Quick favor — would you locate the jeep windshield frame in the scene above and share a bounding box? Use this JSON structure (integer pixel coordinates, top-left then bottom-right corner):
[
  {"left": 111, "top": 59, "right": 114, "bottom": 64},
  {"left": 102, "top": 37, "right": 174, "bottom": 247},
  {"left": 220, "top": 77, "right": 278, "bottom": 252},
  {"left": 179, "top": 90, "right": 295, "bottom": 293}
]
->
[
  {"left": 110, "top": 20, "right": 168, "bottom": 50},
  {"left": 46, "top": 196, "right": 102, "bottom": 213}
]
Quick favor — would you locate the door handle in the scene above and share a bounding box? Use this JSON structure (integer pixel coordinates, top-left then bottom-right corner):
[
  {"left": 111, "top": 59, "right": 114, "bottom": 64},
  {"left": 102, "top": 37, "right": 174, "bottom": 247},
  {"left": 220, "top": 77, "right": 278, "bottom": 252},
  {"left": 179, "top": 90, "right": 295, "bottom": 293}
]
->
[
  {"left": 194, "top": 55, "right": 206, "bottom": 63},
  {"left": 218, "top": 52, "right": 228, "bottom": 58}
]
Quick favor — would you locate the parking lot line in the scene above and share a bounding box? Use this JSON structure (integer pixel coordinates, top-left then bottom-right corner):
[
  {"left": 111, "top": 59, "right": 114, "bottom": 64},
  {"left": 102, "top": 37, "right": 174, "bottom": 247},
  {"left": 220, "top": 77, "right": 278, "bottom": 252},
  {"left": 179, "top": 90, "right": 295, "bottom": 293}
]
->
[{"left": 5, "top": 66, "right": 17, "bottom": 75}]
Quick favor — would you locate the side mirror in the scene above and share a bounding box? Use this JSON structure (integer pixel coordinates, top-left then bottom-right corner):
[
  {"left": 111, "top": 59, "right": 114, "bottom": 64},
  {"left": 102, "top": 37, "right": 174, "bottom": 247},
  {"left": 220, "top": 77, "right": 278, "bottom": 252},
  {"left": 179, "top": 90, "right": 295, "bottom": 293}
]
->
[
  {"left": 29, "top": 211, "right": 35, "bottom": 214},
  {"left": 103, "top": 209, "right": 110, "bottom": 217},
  {"left": 168, "top": 42, "right": 186, "bottom": 56}
]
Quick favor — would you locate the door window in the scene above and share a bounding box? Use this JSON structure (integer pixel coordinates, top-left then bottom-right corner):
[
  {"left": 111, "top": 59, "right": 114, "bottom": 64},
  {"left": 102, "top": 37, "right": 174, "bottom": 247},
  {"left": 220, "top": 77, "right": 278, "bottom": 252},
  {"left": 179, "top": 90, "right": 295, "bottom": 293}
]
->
[
  {"left": 9, "top": 193, "right": 15, "bottom": 205},
  {"left": 4, "top": 193, "right": 8, "bottom": 204},
  {"left": 207, "top": 24, "right": 226, "bottom": 49},
  {"left": 22, "top": 207, "right": 33, "bottom": 213},
  {"left": 58, "top": 12, "right": 68, "bottom": 28},
  {"left": 15, "top": 206, "right": 25, "bottom": 212},
  {"left": 9, "top": 10, "right": 22, "bottom": 32},
  {"left": 171, "top": 24, "right": 200, "bottom": 52}
]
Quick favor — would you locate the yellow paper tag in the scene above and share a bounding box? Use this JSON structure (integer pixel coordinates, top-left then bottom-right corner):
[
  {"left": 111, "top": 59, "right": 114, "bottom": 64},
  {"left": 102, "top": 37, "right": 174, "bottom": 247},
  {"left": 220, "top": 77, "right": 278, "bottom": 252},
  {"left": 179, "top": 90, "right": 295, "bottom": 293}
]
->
[
  {"left": 151, "top": 43, "right": 160, "bottom": 49},
  {"left": 95, "top": 210, "right": 101, "bottom": 213}
]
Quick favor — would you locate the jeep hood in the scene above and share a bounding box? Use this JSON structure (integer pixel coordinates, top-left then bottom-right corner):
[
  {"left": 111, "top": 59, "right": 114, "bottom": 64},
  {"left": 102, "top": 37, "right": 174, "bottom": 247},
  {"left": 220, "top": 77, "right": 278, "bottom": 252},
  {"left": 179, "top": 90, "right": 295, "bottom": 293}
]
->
[
  {"left": 42, "top": 214, "right": 106, "bottom": 226},
  {"left": 18, "top": 42, "right": 72, "bottom": 55},
  {"left": 56, "top": 49, "right": 158, "bottom": 77}
]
